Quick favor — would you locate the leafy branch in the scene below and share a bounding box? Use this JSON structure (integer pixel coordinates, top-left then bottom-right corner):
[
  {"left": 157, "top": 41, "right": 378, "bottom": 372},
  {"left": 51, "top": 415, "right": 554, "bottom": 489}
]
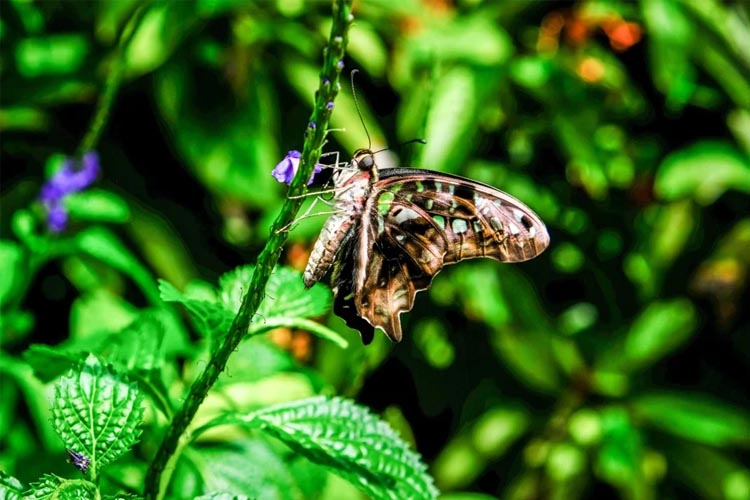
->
[{"left": 142, "top": 1, "right": 355, "bottom": 498}]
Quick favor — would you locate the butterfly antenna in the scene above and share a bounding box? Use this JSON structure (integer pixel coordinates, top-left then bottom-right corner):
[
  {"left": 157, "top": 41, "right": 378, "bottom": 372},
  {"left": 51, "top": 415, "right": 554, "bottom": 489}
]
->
[{"left": 350, "top": 69, "right": 372, "bottom": 150}]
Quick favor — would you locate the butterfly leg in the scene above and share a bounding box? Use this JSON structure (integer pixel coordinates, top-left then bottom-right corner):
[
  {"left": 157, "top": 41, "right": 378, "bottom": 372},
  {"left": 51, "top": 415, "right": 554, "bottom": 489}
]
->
[{"left": 276, "top": 197, "right": 343, "bottom": 233}]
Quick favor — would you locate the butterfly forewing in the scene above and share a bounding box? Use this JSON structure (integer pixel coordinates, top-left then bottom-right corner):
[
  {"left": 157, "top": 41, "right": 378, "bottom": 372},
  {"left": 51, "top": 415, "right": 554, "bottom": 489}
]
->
[{"left": 325, "top": 161, "right": 549, "bottom": 344}]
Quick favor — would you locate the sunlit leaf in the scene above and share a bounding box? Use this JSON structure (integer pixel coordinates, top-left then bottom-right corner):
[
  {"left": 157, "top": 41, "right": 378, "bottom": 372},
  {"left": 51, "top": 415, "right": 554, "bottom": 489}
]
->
[
  {"left": 0, "top": 240, "right": 24, "bottom": 307},
  {"left": 70, "top": 290, "right": 138, "bottom": 340},
  {"left": 15, "top": 34, "right": 88, "bottom": 78},
  {"left": 181, "top": 439, "right": 297, "bottom": 500},
  {"left": 623, "top": 299, "right": 697, "bottom": 371},
  {"left": 0, "top": 470, "right": 25, "bottom": 499},
  {"left": 219, "top": 396, "right": 439, "bottom": 500},
  {"left": 632, "top": 392, "right": 750, "bottom": 448},
  {"left": 24, "top": 474, "right": 97, "bottom": 500},
  {"left": 667, "top": 441, "right": 750, "bottom": 500},
  {"left": 64, "top": 189, "right": 130, "bottom": 224},
  {"left": 655, "top": 141, "right": 750, "bottom": 204},
  {"left": 52, "top": 355, "right": 144, "bottom": 477},
  {"left": 75, "top": 227, "right": 160, "bottom": 303},
  {"left": 433, "top": 407, "right": 528, "bottom": 491}
]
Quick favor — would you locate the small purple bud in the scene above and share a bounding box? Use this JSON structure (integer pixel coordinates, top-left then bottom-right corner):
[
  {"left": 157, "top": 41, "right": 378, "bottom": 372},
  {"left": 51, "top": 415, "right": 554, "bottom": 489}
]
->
[
  {"left": 271, "top": 150, "right": 323, "bottom": 186},
  {"left": 336, "top": 60, "right": 344, "bottom": 70},
  {"left": 322, "top": 77, "right": 330, "bottom": 85},
  {"left": 326, "top": 102, "right": 334, "bottom": 110},
  {"left": 46, "top": 204, "right": 68, "bottom": 233},
  {"left": 309, "top": 121, "right": 317, "bottom": 129},
  {"left": 39, "top": 151, "right": 100, "bottom": 233}
]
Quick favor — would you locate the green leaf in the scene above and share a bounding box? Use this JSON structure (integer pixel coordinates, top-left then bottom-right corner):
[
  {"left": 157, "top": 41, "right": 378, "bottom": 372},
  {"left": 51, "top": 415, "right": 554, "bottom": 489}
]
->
[
  {"left": 213, "top": 266, "right": 346, "bottom": 347},
  {"left": 0, "top": 239, "right": 24, "bottom": 307},
  {"left": 433, "top": 408, "right": 528, "bottom": 491},
  {"left": 23, "top": 344, "right": 82, "bottom": 383},
  {"left": 105, "top": 309, "right": 166, "bottom": 372},
  {"left": 0, "top": 106, "right": 49, "bottom": 131},
  {"left": 654, "top": 141, "right": 750, "bottom": 204},
  {"left": 632, "top": 392, "right": 750, "bottom": 448},
  {"left": 155, "top": 54, "right": 278, "bottom": 207},
  {"left": 0, "top": 309, "right": 35, "bottom": 342},
  {"left": 52, "top": 355, "right": 144, "bottom": 478},
  {"left": 75, "top": 227, "right": 159, "bottom": 303},
  {"left": 125, "top": 3, "right": 197, "bottom": 76},
  {"left": 623, "top": 299, "right": 697, "bottom": 371},
  {"left": 234, "top": 396, "right": 439, "bottom": 500},
  {"left": 222, "top": 338, "right": 297, "bottom": 384},
  {"left": 595, "top": 407, "right": 645, "bottom": 495},
  {"left": 420, "top": 67, "right": 478, "bottom": 173},
  {"left": 64, "top": 189, "right": 131, "bottom": 224},
  {"left": 70, "top": 290, "right": 138, "bottom": 340},
  {"left": 195, "top": 494, "right": 252, "bottom": 500},
  {"left": 438, "top": 495, "right": 499, "bottom": 500},
  {"left": 666, "top": 441, "right": 750, "bottom": 500},
  {"left": 15, "top": 34, "right": 89, "bottom": 77},
  {"left": 24, "top": 474, "right": 99, "bottom": 500},
  {"left": 0, "top": 471, "right": 24, "bottom": 500},
  {"left": 159, "top": 279, "right": 233, "bottom": 341},
  {"left": 221, "top": 266, "right": 331, "bottom": 321},
  {"left": 179, "top": 439, "right": 296, "bottom": 500}
]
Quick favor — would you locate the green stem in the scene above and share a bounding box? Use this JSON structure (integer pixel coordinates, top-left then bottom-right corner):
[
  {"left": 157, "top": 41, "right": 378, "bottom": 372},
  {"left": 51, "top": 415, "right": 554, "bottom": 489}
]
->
[
  {"left": 77, "top": 4, "right": 148, "bottom": 155},
  {"left": 142, "top": 1, "right": 354, "bottom": 498}
]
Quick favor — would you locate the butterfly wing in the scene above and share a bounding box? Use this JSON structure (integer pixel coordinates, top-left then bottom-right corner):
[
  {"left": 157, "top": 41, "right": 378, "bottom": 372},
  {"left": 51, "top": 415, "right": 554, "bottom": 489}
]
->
[{"left": 337, "top": 168, "right": 550, "bottom": 343}]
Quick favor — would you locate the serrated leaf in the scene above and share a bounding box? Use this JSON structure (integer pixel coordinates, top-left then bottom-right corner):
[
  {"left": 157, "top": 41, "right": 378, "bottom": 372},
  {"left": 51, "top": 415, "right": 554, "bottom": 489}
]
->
[
  {"left": 220, "top": 266, "right": 331, "bottom": 321},
  {"left": 0, "top": 471, "right": 24, "bottom": 500},
  {"left": 654, "top": 141, "right": 750, "bottom": 204},
  {"left": 64, "top": 189, "right": 131, "bottom": 223},
  {"left": 52, "top": 355, "right": 144, "bottom": 478},
  {"left": 237, "top": 396, "right": 439, "bottom": 500},
  {"left": 0, "top": 239, "right": 24, "bottom": 307},
  {"left": 24, "top": 474, "right": 97, "bottom": 500},
  {"left": 632, "top": 392, "right": 750, "bottom": 448},
  {"left": 159, "top": 279, "right": 233, "bottom": 341}
]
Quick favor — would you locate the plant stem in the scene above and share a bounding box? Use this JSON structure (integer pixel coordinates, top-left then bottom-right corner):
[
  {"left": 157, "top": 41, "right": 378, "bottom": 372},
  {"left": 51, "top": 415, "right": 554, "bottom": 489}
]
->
[
  {"left": 77, "top": 4, "right": 147, "bottom": 155},
  {"left": 142, "top": 1, "right": 354, "bottom": 498}
]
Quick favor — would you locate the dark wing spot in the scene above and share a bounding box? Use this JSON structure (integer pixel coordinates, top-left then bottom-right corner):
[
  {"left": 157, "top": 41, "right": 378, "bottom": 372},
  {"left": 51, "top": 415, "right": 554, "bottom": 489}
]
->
[
  {"left": 520, "top": 214, "right": 534, "bottom": 231},
  {"left": 453, "top": 183, "right": 475, "bottom": 201}
]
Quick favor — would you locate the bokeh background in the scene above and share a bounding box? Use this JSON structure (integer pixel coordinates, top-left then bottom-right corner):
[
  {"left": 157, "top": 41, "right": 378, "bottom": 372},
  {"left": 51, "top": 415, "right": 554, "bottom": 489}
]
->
[{"left": 2, "top": 1, "right": 749, "bottom": 499}]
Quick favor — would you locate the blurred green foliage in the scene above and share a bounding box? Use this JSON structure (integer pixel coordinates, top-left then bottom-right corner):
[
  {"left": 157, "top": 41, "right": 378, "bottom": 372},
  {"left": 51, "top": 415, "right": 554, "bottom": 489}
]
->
[{"left": 1, "top": 0, "right": 749, "bottom": 499}]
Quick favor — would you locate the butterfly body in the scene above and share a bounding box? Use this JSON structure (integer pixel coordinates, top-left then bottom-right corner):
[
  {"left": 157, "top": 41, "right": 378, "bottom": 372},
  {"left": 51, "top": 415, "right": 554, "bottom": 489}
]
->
[{"left": 304, "top": 149, "right": 550, "bottom": 344}]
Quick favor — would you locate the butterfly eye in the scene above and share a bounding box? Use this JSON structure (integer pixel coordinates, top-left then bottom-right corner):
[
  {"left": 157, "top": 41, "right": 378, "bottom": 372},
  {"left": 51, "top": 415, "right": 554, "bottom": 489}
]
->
[
  {"left": 360, "top": 154, "right": 375, "bottom": 170},
  {"left": 352, "top": 149, "right": 376, "bottom": 171}
]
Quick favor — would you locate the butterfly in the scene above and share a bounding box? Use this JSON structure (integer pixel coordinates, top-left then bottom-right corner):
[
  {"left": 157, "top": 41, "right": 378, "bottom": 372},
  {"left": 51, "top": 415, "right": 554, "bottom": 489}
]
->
[{"left": 303, "top": 149, "right": 550, "bottom": 344}]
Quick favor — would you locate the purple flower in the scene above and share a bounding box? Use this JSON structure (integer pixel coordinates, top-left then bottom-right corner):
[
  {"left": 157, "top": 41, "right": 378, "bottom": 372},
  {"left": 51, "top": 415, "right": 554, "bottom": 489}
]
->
[
  {"left": 39, "top": 151, "right": 100, "bottom": 233},
  {"left": 326, "top": 101, "right": 334, "bottom": 110},
  {"left": 272, "top": 150, "right": 323, "bottom": 186}
]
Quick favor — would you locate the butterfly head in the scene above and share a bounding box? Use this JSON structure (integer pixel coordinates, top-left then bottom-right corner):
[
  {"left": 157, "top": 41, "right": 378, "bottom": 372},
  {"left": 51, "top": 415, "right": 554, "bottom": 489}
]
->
[{"left": 351, "top": 149, "right": 377, "bottom": 172}]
